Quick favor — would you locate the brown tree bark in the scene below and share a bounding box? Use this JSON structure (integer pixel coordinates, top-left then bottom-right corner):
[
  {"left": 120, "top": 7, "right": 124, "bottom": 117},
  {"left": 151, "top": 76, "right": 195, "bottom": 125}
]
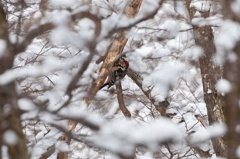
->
[
  {"left": 222, "top": 42, "right": 240, "bottom": 159},
  {"left": 116, "top": 82, "right": 131, "bottom": 118},
  {"left": 0, "top": 3, "right": 30, "bottom": 159},
  {"left": 185, "top": 0, "right": 227, "bottom": 157},
  {"left": 221, "top": 1, "right": 240, "bottom": 158},
  {"left": 0, "top": 83, "right": 30, "bottom": 159}
]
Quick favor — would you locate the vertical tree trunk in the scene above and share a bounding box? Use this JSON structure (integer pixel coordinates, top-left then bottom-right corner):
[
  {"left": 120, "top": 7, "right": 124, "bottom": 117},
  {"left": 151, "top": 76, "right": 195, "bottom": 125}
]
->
[
  {"left": 0, "top": 84, "right": 30, "bottom": 159},
  {"left": 223, "top": 42, "right": 240, "bottom": 159},
  {"left": 221, "top": 1, "right": 240, "bottom": 158},
  {"left": 185, "top": 0, "right": 227, "bottom": 157},
  {"left": 0, "top": 3, "right": 30, "bottom": 159}
]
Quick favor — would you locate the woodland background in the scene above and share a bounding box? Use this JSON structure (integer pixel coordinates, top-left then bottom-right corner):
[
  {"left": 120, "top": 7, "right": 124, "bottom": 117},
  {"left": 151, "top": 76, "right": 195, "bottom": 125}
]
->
[{"left": 1, "top": 0, "right": 240, "bottom": 159}]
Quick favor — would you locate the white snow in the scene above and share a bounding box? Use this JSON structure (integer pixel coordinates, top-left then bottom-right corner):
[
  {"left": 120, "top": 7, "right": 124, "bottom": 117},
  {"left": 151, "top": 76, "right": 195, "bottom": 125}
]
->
[
  {"left": 182, "top": 46, "right": 203, "bottom": 60},
  {"left": 131, "top": 118, "right": 183, "bottom": 149},
  {"left": 190, "top": 1, "right": 211, "bottom": 12},
  {"left": 162, "top": 20, "right": 180, "bottom": 38},
  {"left": 51, "top": 10, "right": 71, "bottom": 26},
  {"left": 235, "top": 125, "right": 240, "bottom": 133},
  {"left": 50, "top": 16, "right": 95, "bottom": 49},
  {"left": 231, "top": 0, "right": 240, "bottom": 16},
  {"left": 192, "top": 15, "right": 222, "bottom": 27},
  {"left": 8, "top": 32, "right": 22, "bottom": 44},
  {"left": 143, "top": 61, "right": 186, "bottom": 98},
  {"left": 18, "top": 98, "right": 36, "bottom": 111},
  {"left": 216, "top": 79, "right": 232, "bottom": 94},
  {"left": 0, "top": 39, "right": 6, "bottom": 57},
  {"left": 90, "top": 118, "right": 183, "bottom": 155},
  {"left": 48, "top": 0, "right": 76, "bottom": 8},
  {"left": 206, "top": 123, "right": 227, "bottom": 138},
  {"left": 55, "top": 141, "right": 70, "bottom": 152},
  {"left": 237, "top": 145, "right": 240, "bottom": 158},
  {"left": 190, "top": 123, "right": 226, "bottom": 145},
  {"left": 33, "top": 10, "right": 42, "bottom": 19},
  {"left": 3, "top": 130, "right": 18, "bottom": 145},
  {"left": 1, "top": 146, "right": 9, "bottom": 159},
  {"left": 215, "top": 20, "right": 240, "bottom": 52},
  {"left": 207, "top": 89, "right": 212, "bottom": 94},
  {"left": 3, "top": 0, "right": 239, "bottom": 158},
  {"left": 0, "top": 55, "right": 81, "bottom": 85},
  {"left": 77, "top": 18, "right": 96, "bottom": 41}
]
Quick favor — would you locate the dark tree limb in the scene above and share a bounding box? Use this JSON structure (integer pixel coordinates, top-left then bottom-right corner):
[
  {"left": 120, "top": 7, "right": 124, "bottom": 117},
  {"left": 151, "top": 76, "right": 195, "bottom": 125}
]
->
[
  {"left": 39, "top": 144, "right": 55, "bottom": 159},
  {"left": 116, "top": 82, "right": 131, "bottom": 118},
  {"left": 127, "top": 69, "right": 169, "bottom": 116}
]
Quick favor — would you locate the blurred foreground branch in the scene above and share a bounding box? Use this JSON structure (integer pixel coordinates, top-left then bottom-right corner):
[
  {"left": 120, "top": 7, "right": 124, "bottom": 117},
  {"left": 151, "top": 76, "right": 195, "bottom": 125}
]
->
[{"left": 127, "top": 69, "right": 169, "bottom": 116}]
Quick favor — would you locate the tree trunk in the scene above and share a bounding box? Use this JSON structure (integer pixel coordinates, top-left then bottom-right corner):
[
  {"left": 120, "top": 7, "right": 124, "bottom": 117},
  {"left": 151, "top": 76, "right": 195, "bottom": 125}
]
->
[
  {"left": 0, "top": 3, "right": 30, "bottom": 159},
  {"left": 185, "top": 0, "right": 227, "bottom": 157},
  {"left": 221, "top": 1, "right": 240, "bottom": 158},
  {"left": 0, "top": 83, "right": 30, "bottom": 159},
  {"left": 223, "top": 42, "right": 240, "bottom": 159}
]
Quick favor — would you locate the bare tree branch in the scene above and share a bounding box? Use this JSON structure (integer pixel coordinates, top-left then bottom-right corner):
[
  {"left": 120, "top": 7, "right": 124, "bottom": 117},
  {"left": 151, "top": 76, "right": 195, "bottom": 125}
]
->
[
  {"left": 15, "top": 11, "right": 101, "bottom": 55},
  {"left": 116, "top": 82, "right": 131, "bottom": 118},
  {"left": 127, "top": 69, "right": 169, "bottom": 116},
  {"left": 105, "top": 0, "right": 164, "bottom": 39}
]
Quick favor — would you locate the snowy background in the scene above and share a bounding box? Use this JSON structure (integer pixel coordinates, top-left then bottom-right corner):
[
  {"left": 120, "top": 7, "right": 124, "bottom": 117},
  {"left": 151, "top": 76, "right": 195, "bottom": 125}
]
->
[{"left": 1, "top": 0, "right": 239, "bottom": 159}]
